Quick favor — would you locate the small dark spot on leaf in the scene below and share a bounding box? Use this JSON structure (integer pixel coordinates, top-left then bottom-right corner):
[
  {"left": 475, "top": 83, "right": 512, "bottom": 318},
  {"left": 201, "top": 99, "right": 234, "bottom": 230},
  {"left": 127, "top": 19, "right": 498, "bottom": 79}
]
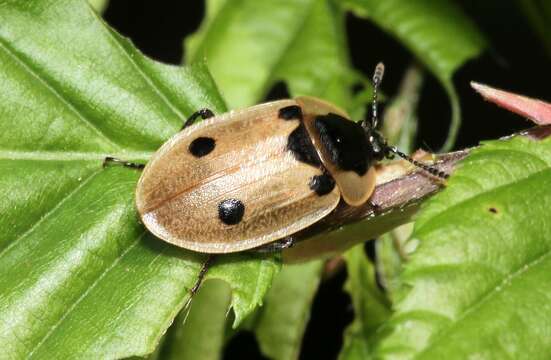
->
[
  {"left": 489, "top": 207, "right": 498, "bottom": 214},
  {"left": 352, "top": 82, "right": 363, "bottom": 95},
  {"left": 363, "top": 240, "right": 376, "bottom": 263}
]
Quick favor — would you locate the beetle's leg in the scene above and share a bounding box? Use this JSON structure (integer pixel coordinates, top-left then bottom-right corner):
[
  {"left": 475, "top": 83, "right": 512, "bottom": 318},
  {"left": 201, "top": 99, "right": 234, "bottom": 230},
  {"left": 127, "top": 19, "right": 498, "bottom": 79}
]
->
[
  {"left": 102, "top": 156, "right": 145, "bottom": 170},
  {"left": 368, "top": 199, "right": 382, "bottom": 213},
  {"left": 182, "top": 254, "right": 215, "bottom": 313},
  {"left": 253, "top": 236, "right": 294, "bottom": 253},
  {"left": 190, "top": 254, "right": 215, "bottom": 294},
  {"left": 182, "top": 108, "right": 215, "bottom": 130}
]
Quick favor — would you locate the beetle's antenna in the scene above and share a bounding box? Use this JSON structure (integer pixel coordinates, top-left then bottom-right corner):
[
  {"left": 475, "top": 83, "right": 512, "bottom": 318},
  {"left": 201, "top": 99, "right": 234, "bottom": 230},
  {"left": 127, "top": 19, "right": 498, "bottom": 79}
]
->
[
  {"left": 365, "top": 62, "right": 385, "bottom": 130},
  {"left": 182, "top": 254, "right": 215, "bottom": 322},
  {"left": 387, "top": 146, "right": 449, "bottom": 179}
]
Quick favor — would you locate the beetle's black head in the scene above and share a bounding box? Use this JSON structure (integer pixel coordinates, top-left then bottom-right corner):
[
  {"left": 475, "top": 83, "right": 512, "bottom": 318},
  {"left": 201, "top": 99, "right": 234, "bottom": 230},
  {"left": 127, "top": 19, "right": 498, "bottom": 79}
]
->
[
  {"left": 364, "top": 128, "right": 390, "bottom": 161},
  {"left": 354, "top": 62, "right": 449, "bottom": 180},
  {"left": 314, "top": 112, "right": 394, "bottom": 176},
  {"left": 314, "top": 113, "right": 372, "bottom": 176}
]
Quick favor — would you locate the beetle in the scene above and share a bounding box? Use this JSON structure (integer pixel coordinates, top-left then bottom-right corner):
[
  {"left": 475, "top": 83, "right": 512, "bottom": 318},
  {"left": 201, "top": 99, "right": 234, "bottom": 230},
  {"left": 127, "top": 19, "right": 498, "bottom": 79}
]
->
[{"left": 104, "top": 63, "right": 447, "bottom": 298}]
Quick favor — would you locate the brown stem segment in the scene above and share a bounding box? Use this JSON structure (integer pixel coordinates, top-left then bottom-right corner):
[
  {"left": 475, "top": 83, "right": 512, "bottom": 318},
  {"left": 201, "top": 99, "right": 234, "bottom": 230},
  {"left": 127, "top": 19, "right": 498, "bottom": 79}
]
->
[{"left": 283, "top": 126, "right": 551, "bottom": 263}]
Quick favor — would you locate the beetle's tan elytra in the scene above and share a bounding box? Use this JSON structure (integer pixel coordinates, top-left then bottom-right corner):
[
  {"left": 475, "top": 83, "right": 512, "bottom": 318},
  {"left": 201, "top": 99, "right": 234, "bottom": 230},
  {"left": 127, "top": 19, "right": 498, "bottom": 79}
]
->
[{"left": 135, "top": 98, "right": 345, "bottom": 253}]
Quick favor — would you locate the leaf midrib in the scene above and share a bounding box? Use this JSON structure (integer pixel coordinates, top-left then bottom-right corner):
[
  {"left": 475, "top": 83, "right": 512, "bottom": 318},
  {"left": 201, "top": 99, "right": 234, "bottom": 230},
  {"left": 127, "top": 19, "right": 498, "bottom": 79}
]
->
[
  {"left": 0, "top": 150, "right": 153, "bottom": 162},
  {"left": 0, "top": 169, "right": 103, "bottom": 259}
]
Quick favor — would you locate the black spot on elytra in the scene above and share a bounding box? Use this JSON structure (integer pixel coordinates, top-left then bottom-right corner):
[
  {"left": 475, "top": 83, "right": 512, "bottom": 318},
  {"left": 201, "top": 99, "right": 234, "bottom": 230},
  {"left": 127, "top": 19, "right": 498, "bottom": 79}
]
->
[
  {"left": 189, "top": 137, "right": 215, "bottom": 157},
  {"left": 309, "top": 174, "right": 336, "bottom": 196},
  {"left": 279, "top": 105, "right": 303, "bottom": 121},
  {"left": 287, "top": 124, "right": 322, "bottom": 167},
  {"left": 489, "top": 207, "right": 498, "bottom": 214},
  {"left": 218, "top": 199, "right": 245, "bottom": 225},
  {"left": 315, "top": 113, "right": 371, "bottom": 176}
]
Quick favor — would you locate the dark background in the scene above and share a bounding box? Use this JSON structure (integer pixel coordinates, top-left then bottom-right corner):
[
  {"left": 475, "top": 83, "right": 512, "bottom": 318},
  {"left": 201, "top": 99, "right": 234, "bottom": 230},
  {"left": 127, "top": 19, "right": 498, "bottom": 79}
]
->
[{"left": 101, "top": 1, "right": 549, "bottom": 358}]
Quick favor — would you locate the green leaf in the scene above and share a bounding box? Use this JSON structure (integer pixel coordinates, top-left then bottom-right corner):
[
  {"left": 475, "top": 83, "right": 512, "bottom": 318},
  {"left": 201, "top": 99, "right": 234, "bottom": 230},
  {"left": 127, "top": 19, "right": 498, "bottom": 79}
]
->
[
  {"left": 340, "top": 0, "right": 486, "bottom": 150},
  {"left": 156, "top": 280, "right": 232, "bottom": 360},
  {"left": 375, "top": 134, "right": 551, "bottom": 358},
  {"left": 255, "top": 261, "right": 324, "bottom": 360},
  {"left": 0, "top": 0, "right": 279, "bottom": 357},
  {"left": 375, "top": 224, "right": 411, "bottom": 301},
  {"left": 184, "top": 0, "right": 360, "bottom": 113},
  {"left": 339, "top": 245, "right": 391, "bottom": 360},
  {"left": 88, "top": 0, "right": 109, "bottom": 13}
]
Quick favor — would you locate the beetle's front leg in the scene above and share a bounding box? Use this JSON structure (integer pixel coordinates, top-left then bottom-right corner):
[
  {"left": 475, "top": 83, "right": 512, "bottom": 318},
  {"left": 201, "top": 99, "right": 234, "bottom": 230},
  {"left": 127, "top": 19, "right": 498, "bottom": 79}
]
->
[
  {"left": 102, "top": 156, "right": 145, "bottom": 170},
  {"left": 253, "top": 236, "right": 294, "bottom": 253},
  {"left": 182, "top": 108, "right": 215, "bottom": 130}
]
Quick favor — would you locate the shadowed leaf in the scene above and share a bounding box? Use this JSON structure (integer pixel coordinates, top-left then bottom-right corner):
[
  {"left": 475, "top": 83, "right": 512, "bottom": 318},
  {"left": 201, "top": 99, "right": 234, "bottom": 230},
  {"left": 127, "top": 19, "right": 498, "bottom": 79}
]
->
[
  {"left": 340, "top": 0, "right": 486, "bottom": 150},
  {"left": 255, "top": 261, "right": 324, "bottom": 360},
  {"left": 184, "top": 0, "right": 361, "bottom": 114},
  {"left": 339, "top": 245, "right": 391, "bottom": 360}
]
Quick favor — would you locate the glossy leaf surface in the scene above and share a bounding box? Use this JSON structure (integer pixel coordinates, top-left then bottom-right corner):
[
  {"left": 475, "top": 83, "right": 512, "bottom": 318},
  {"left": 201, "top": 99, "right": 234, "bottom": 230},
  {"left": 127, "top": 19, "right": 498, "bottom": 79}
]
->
[
  {"left": 0, "top": 1, "right": 279, "bottom": 357},
  {"left": 376, "top": 133, "right": 551, "bottom": 358}
]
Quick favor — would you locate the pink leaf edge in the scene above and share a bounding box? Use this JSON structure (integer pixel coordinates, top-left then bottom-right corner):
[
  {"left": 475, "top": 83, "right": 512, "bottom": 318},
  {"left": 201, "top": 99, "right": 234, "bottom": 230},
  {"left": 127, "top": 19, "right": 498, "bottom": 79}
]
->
[{"left": 471, "top": 81, "right": 551, "bottom": 125}]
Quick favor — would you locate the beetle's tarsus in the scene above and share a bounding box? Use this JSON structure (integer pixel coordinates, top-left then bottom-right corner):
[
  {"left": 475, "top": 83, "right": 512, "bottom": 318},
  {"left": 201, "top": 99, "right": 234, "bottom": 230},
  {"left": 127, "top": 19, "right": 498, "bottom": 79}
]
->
[
  {"left": 182, "top": 108, "right": 215, "bottom": 130},
  {"left": 102, "top": 156, "right": 145, "bottom": 170},
  {"left": 190, "top": 254, "right": 215, "bottom": 295},
  {"left": 368, "top": 200, "right": 382, "bottom": 213},
  {"left": 254, "top": 237, "right": 294, "bottom": 253}
]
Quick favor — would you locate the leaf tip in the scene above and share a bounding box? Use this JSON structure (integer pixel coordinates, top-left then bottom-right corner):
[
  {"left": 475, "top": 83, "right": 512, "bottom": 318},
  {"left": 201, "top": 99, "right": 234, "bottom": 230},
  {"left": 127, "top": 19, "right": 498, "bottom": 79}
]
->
[
  {"left": 469, "top": 80, "right": 484, "bottom": 92},
  {"left": 471, "top": 81, "right": 551, "bottom": 126}
]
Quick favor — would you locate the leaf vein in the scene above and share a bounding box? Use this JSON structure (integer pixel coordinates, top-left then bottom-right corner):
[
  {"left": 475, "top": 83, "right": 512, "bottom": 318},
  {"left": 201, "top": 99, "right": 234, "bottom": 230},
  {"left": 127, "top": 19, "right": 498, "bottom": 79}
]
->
[
  {"left": 0, "top": 37, "right": 121, "bottom": 152},
  {"left": 417, "top": 167, "right": 551, "bottom": 234},
  {"left": 0, "top": 150, "right": 152, "bottom": 162},
  {"left": 90, "top": 9, "right": 186, "bottom": 125},
  {"left": 415, "top": 247, "right": 551, "bottom": 356},
  {"left": 27, "top": 232, "right": 147, "bottom": 358},
  {"left": 0, "top": 169, "right": 102, "bottom": 259}
]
